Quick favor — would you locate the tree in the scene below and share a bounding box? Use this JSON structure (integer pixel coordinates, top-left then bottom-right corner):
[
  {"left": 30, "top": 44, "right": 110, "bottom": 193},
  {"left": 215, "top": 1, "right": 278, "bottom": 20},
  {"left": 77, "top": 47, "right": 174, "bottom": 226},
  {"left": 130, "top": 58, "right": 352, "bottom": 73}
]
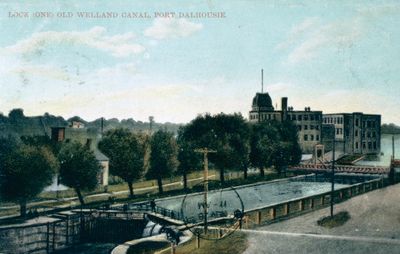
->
[
  {"left": 147, "top": 130, "right": 179, "bottom": 194},
  {"left": 8, "top": 108, "right": 25, "bottom": 121},
  {"left": 179, "top": 113, "right": 250, "bottom": 184},
  {"left": 98, "top": 128, "right": 147, "bottom": 197},
  {"left": 177, "top": 127, "right": 201, "bottom": 191},
  {"left": 250, "top": 121, "right": 280, "bottom": 177},
  {"left": 58, "top": 142, "right": 101, "bottom": 205},
  {"left": 272, "top": 121, "right": 302, "bottom": 176},
  {"left": 0, "top": 143, "right": 58, "bottom": 217}
]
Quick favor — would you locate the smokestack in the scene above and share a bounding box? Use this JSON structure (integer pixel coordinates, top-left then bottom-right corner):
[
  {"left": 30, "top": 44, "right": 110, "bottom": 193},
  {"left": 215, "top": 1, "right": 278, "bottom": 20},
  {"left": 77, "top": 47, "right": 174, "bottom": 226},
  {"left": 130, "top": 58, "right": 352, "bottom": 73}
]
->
[{"left": 281, "top": 97, "right": 288, "bottom": 121}]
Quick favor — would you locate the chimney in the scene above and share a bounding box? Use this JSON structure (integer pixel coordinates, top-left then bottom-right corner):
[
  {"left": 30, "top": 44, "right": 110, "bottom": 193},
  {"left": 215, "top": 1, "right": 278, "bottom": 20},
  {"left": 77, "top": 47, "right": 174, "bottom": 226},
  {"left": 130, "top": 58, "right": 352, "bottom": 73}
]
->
[{"left": 281, "top": 97, "right": 288, "bottom": 121}]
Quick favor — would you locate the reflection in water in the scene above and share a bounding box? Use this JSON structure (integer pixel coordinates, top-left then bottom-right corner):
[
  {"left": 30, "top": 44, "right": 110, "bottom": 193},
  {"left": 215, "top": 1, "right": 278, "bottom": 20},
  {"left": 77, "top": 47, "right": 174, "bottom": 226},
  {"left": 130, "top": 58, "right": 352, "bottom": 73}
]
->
[{"left": 356, "top": 134, "right": 400, "bottom": 166}]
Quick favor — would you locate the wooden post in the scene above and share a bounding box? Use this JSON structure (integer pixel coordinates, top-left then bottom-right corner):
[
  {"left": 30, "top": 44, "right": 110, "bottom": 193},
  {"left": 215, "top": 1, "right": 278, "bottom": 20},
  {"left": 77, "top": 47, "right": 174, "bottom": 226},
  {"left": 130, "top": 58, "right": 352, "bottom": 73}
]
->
[
  {"left": 299, "top": 200, "right": 303, "bottom": 211},
  {"left": 270, "top": 207, "right": 275, "bottom": 220},
  {"left": 284, "top": 203, "right": 288, "bottom": 216},
  {"left": 66, "top": 215, "right": 69, "bottom": 245},
  {"left": 310, "top": 198, "right": 314, "bottom": 209},
  {"left": 196, "top": 235, "right": 200, "bottom": 249},
  {"left": 257, "top": 211, "right": 261, "bottom": 224},
  {"left": 46, "top": 222, "right": 50, "bottom": 254},
  {"left": 171, "top": 243, "right": 176, "bottom": 254},
  {"left": 52, "top": 222, "right": 56, "bottom": 251}
]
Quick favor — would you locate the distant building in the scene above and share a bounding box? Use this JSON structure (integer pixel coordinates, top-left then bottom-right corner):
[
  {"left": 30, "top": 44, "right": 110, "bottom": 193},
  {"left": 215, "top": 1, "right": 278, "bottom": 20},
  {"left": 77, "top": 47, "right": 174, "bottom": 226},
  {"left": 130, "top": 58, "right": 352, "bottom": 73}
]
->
[
  {"left": 50, "top": 126, "right": 109, "bottom": 187},
  {"left": 322, "top": 113, "right": 381, "bottom": 155},
  {"left": 249, "top": 92, "right": 322, "bottom": 153}
]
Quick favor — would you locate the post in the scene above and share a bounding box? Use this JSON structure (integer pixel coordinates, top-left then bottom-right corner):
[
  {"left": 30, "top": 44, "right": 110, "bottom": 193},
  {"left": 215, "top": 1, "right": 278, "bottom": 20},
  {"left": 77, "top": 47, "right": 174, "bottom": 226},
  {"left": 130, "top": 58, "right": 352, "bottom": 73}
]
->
[
  {"left": 46, "top": 222, "right": 50, "bottom": 254},
  {"left": 203, "top": 151, "right": 208, "bottom": 233},
  {"left": 52, "top": 222, "right": 56, "bottom": 251},
  {"left": 194, "top": 148, "right": 216, "bottom": 234},
  {"left": 196, "top": 234, "right": 200, "bottom": 248},
  {"left": 392, "top": 135, "right": 395, "bottom": 160},
  {"left": 330, "top": 137, "right": 335, "bottom": 217}
]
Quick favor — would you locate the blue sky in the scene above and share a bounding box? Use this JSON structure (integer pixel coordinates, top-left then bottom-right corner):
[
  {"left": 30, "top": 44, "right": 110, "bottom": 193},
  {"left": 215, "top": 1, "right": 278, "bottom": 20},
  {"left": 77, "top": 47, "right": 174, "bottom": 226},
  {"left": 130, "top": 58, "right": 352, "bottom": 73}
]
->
[{"left": 1, "top": 0, "right": 399, "bottom": 124}]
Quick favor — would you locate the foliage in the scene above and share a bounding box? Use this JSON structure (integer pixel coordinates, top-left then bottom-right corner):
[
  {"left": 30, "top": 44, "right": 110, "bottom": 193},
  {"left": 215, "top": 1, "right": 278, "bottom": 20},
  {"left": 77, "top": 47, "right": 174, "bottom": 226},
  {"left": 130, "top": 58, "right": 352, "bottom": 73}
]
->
[
  {"left": 98, "top": 128, "right": 147, "bottom": 197},
  {"left": 147, "top": 130, "right": 179, "bottom": 193},
  {"left": 58, "top": 141, "right": 101, "bottom": 204},
  {"left": 0, "top": 143, "right": 58, "bottom": 216},
  {"left": 317, "top": 211, "right": 351, "bottom": 228},
  {"left": 179, "top": 113, "right": 250, "bottom": 184},
  {"left": 20, "top": 135, "right": 61, "bottom": 154},
  {"left": 381, "top": 123, "right": 400, "bottom": 134},
  {"left": 250, "top": 120, "right": 301, "bottom": 176},
  {"left": 177, "top": 127, "right": 202, "bottom": 190}
]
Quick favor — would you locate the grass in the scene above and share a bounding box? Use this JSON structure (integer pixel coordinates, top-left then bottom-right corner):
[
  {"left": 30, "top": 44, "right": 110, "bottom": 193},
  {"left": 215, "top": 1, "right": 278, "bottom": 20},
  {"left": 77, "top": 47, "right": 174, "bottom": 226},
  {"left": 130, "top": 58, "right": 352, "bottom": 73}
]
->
[
  {"left": 0, "top": 169, "right": 290, "bottom": 219},
  {"left": 317, "top": 211, "right": 351, "bottom": 228},
  {"left": 127, "top": 241, "right": 170, "bottom": 254},
  {"left": 173, "top": 231, "right": 248, "bottom": 254}
]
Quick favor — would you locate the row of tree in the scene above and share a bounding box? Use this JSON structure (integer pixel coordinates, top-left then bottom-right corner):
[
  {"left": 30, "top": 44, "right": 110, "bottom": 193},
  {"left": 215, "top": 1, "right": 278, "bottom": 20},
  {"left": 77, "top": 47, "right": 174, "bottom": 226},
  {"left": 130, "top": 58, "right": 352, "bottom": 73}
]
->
[
  {"left": 0, "top": 136, "right": 101, "bottom": 217},
  {"left": 0, "top": 112, "right": 302, "bottom": 217},
  {"left": 98, "top": 113, "right": 302, "bottom": 196}
]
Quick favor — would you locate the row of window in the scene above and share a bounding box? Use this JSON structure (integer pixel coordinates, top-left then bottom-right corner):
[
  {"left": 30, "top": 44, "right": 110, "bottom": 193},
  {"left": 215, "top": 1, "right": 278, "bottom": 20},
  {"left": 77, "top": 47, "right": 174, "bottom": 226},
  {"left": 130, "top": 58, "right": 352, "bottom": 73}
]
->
[
  {"left": 303, "top": 134, "right": 320, "bottom": 141},
  {"left": 289, "top": 114, "right": 320, "bottom": 121},
  {"left": 324, "top": 117, "right": 378, "bottom": 128},
  {"left": 298, "top": 125, "right": 320, "bottom": 131},
  {"left": 355, "top": 141, "right": 378, "bottom": 150},
  {"left": 354, "top": 130, "right": 377, "bottom": 138},
  {"left": 249, "top": 114, "right": 277, "bottom": 120},
  {"left": 324, "top": 117, "right": 343, "bottom": 124}
]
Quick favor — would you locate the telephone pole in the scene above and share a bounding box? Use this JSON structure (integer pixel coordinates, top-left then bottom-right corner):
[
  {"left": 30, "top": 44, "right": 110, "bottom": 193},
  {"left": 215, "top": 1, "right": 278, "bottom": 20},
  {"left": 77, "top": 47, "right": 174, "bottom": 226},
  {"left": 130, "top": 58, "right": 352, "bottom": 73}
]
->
[{"left": 194, "top": 148, "right": 217, "bottom": 233}]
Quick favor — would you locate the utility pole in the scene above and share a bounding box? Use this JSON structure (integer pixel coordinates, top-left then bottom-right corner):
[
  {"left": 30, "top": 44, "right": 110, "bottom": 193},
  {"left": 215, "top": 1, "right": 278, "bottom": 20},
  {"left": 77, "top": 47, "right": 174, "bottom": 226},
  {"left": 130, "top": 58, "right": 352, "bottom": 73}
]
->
[
  {"left": 330, "top": 136, "right": 335, "bottom": 218},
  {"left": 194, "top": 148, "right": 216, "bottom": 233},
  {"left": 392, "top": 135, "right": 395, "bottom": 160}
]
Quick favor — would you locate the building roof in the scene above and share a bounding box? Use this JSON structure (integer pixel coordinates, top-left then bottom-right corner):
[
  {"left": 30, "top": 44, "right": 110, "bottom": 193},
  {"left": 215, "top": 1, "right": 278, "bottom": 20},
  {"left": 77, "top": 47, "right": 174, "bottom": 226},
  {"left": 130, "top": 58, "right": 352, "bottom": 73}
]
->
[{"left": 252, "top": 92, "right": 274, "bottom": 111}]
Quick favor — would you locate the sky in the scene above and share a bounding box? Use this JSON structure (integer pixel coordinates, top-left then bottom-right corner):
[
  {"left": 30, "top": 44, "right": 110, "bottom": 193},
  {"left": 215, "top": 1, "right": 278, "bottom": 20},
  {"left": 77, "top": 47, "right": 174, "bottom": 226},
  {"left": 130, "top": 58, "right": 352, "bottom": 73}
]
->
[{"left": 0, "top": 0, "right": 399, "bottom": 124}]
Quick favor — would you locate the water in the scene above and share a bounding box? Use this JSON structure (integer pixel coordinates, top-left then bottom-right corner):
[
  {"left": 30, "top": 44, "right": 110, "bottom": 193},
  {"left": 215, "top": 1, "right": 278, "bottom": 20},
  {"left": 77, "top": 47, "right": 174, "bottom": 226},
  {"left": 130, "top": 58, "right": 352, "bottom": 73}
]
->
[
  {"left": 157, "top": 178, "right": 350, "bottom": 223},
  {"left": 355, "top": 134, "right": 400, "bottom": 166}
]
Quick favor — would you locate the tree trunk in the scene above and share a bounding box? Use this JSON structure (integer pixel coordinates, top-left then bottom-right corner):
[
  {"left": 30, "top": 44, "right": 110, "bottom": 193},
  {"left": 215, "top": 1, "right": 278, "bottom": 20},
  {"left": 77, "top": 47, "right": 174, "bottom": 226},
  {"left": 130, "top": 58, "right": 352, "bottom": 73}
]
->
[
  {"left": 183, "top": 171, "right": 188, "bottom": 192},
  {"left": 157, "top": 176, "right": 163, "bottom": 194},
  {"left": 127, "top": 181, "right": 135, "bottom": 198},
  {"left": 243, "top": 167, "right": 248, "bottom": 179},
  {"left": 19, "top": 200, "right": 27, "bottom": 218},
  {"left": 219, "top": 168, "right": 225, "bottom": 185},
  {"left": 75, "top": 188, "right": 85, "bottom": 205},
  {"left": 260, "top": 167, "right": 265, "bottom": 178}
]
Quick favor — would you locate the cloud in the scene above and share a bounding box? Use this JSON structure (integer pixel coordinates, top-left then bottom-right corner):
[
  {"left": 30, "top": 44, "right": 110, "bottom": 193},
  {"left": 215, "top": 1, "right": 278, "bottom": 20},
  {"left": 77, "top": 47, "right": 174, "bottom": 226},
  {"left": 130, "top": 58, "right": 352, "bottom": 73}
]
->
[
  {"left": 144, "top": 18, "right": 203, "bottom": 40},
  {"left": 4, "top": 26, "right": 145, "bottom": 58},
  {"left": 276, "top": 17, "right": 320, "bottom": 50}
]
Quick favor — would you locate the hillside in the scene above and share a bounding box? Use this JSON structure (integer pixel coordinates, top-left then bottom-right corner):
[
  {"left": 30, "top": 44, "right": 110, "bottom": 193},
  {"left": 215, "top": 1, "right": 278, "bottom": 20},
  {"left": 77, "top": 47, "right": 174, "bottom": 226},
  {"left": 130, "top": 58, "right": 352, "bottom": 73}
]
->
[{"left": 0, "top": 109, "right": 182, "bottom": 138}]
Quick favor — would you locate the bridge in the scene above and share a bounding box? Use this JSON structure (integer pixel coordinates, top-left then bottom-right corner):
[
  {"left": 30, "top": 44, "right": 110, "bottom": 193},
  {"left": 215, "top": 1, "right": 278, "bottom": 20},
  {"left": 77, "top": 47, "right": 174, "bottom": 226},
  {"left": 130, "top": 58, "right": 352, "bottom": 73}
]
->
[{"left": 288, "top": 164, "right": 390, "bottom": 175}]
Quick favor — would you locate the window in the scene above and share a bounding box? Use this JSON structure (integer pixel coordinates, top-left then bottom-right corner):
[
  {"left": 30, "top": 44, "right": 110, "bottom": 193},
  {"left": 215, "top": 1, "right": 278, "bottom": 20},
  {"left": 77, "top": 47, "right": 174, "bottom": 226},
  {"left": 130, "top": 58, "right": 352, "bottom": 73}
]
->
[
  {"left": 298, "top": 115, "right": 302, "bottom": 121},
  {"left": 310, "top": 135, "right": 314, "bottom": 141},
  {"left": 310, "top": 115, "right": 314, "bottom": 121},
  {"left": 367, "top": 132, "right": 371, "bottom": 138},
  {"left": 304, "top": 115, "right": 308, "bottom": 121},
  {"left": 372, "top": 132, "right": 376, "bottom": 138},
  {"left": 304, "top": 134, "right": 308, "bottom": 141},
  {"left": 334, "top": 118, "right": 337, "bottom": 124},
  {"left": 355, "top": 119, "right": 359, "bottom": 126},
  {"left": 316, "top": 125, "right": 319, "bottom": 130},
  {"left": 304, "top": 125, "right": 308, "bottom": 130},
  {"left": 362, "top": 142, "right": 366, "bottom": 149},
  {"left": 310, "top": 125, "right": 314, "bottom": 130},
  {"left": 372, "top": 121, "right": 376, "bottom": 128},
  {"left": 298, "top": 125, "right": 302, "bottom": 131},
  {"left": 336, "top": 128, "right": 340, "bottom": 135},
  {"left": 355, "top": 142, "right": 359, "bottom": 149},
  {"left": 367, "top": 121, "right": 371, "bottom": 128},
  {"left": 355, "top": 130, "right": 358, "bottom": 137},
  {"left": 373, "top": 142, "right": 377, "bottom": 150},
  {"left": 368, "top": 142, "right": 372, "bottom": 150},
  {"left": 316, "top": 135, "right": 319, "bottom": 141},
  {"left": 292, "top": 115, "right": 297, "bottom": 120},
  {"left": 362, "top": 121, "right": 366, "bottom": 128}
]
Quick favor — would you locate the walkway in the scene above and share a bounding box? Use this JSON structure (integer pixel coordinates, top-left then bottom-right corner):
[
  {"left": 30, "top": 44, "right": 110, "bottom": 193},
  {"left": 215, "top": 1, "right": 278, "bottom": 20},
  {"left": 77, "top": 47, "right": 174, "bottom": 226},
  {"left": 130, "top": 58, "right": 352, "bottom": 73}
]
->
[{"left": 243, "top": 183, "right": 400, "bottom": 254}]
